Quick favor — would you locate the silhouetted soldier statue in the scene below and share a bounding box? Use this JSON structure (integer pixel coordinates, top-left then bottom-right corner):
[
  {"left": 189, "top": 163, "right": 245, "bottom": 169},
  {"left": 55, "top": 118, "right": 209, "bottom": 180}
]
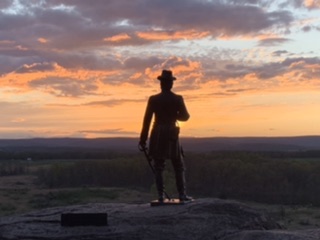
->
[{"left": 139, "top": 70, "right": 192, "bottom": 202}]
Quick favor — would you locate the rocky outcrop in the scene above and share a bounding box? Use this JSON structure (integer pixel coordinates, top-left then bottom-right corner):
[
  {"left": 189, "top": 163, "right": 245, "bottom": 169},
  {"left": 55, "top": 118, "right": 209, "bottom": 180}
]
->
[{"left": 0, "top": 198, "right": 319, "bottom": 240}]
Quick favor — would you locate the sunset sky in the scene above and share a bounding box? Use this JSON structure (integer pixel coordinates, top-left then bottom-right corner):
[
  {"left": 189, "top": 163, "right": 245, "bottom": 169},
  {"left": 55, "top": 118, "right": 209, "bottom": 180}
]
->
[{"left": 1, "top": 0, "right": 320, "bottom": 139}]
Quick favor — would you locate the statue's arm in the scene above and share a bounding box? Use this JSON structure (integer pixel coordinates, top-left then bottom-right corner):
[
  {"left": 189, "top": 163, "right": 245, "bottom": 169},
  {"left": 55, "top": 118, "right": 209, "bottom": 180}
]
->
[
  {"left": 177, "top": 96, "right": 190, "bottom": 122},
  {"left": 140, "top": 97, "right": 153, "bottom": 144}
]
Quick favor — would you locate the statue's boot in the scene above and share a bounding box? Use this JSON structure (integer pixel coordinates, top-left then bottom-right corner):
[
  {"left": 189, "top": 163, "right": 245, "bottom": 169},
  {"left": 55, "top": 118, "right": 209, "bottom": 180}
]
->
[
  {"left": 155, "top": 170, "right": 165, "bottom": 202},
  {"left": 179, "top": 194, "right": 193, "bottom": 201},
  {"left": 176, "top": 170, "right": 193, "bottom": 201}
]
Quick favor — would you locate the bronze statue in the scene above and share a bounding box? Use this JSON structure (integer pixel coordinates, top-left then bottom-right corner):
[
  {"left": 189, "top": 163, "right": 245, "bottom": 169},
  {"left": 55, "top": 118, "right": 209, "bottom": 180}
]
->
[{"left": 139, "top": 70, "right": 192, "bottom": 202}]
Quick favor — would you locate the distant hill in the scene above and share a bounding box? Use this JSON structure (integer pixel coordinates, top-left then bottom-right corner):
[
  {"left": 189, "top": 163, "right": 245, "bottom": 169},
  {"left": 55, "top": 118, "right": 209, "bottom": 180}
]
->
[
  {"left": 0, "top": 136, "right": 319, "bottom": 152},
  {"left": 182, "top": 136, "right": 320, "bottom": 152}
]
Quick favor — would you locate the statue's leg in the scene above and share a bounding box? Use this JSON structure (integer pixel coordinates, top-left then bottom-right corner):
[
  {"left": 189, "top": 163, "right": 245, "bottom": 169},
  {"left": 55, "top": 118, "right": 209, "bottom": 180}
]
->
[
  {"left": 171, "top": 155, "right": 185, "bottom": 196},
  {"left": 171, "top": 156, "right": 193, "bottom": 201},
  {"left": 154, "top": 158, "right": 166, "bottom": 201}
]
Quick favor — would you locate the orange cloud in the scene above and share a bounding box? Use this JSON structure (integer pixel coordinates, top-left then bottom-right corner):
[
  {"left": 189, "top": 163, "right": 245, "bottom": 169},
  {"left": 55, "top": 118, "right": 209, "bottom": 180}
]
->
[
  {"left": 104, "top": 33, "right": 131, "bottom": 42},
  {"left": 137, "top": 30, "right": 210, "bottom": 41},
  {"left": 38, "top": 38, "right": 48, "bottom": 43},
  {"left": 129, "top": 72, "right": 143, "bottom": 81},
  {"left": 11, "top": 118, "right": 26, "bottom": 123},
  {"left": 304, "top": 0, "right": 320, "bottom": 8},
  {"left": 171, "top": 61, "right": 201, "bottom": 74}
]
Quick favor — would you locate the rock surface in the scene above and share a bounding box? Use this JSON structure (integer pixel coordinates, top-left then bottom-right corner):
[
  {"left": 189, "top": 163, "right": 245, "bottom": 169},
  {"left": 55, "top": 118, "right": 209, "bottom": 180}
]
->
[{"left": 0, "top": 198, "right": 320, "bottom": 240}]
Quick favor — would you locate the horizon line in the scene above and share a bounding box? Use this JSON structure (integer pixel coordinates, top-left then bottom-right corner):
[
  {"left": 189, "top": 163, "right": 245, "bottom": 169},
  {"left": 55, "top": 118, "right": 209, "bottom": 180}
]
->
[{"left": 0, "top": 135, "right": 320, "bottom": 140}]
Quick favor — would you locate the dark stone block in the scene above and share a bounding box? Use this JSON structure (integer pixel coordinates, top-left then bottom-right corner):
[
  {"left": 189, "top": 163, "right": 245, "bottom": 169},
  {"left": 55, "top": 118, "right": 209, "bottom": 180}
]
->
[{"left": 61, "top": 213, "right": 108, "bottom": 226}]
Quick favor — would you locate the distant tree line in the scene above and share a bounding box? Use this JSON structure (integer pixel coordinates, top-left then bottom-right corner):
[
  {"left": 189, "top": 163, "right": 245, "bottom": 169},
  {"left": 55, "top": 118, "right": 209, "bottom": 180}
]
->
[
  {"left": 0, "top": 161, "right": 27, "bottom": 176},
  {"left": 35, "top": 151, "right": 320, "bottom": 206},
  {"left": 2, "top": 147, "right": 320, "bottom": 160},
  {"left": 185, "top": 152, "right": 320, "bottom": 205},
  {"left": 36, "top": 156, "right": 154, "bottom": 190},
  {"left": 0, "top": 147, "right": 135, "bottom": 160}
]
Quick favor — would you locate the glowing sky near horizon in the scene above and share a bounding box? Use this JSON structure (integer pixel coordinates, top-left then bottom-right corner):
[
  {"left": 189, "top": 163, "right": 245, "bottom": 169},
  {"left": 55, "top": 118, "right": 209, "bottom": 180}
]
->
[{"left": 1, "top": 0, "right": 320, "bottom": 139}]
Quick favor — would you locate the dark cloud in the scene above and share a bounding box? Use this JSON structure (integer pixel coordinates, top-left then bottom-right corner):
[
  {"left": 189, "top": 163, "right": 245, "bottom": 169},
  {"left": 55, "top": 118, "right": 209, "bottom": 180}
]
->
[
  {"left": 202, "top": 57, "right": 320, "bottom": 82},
  {"left": 203, "top": 62, "right": 251, "bottom": 81},
  {"left": 0, "top": 11, "right": 35, "bottom": 32},
  {"left": 302, "top": 25, "right": 312, "bottom": 32},
  {"left": 226, "top": 88, "right": 256, "bottom": 93},
  {"left": 44, "top": 52, "right": 122, "bottom": 71},
  {"left": 2, "top": 0, "right": 295, "bottom": 49},
  {"left": 281, "top": 57, "right": 320, "bottom": 66},
  {"left": 0, "top": 0, "right": 12, "bottom": 9},
  {"left": 252, "top": 57, "right": 320, "bottom": 80},
  {"left": 174, "top": 74, "right": 203, "bottom": 92},
  {"left": 0, "top": 0, "right": 297, "bottom": 78},
  {"left": 211, "top": 92, "right": 237, "bottom": 97},
  {"left": 258, "top": 37, "right": 292, "bottom": 46},
  {"left": 15, "top": 62, "right": 57, "bottom": 73},
  {"left": 90, "top": 55, "right": 320, "bottom": 88},
  {"left": 100, "top": 73, "right": 132, "bottom": 86},
  {"left": 0, "top": 45, "right": 38, "bottom": 57},
  {"left": 29, "top": 77, "right": 99, "bottom": 97},
  {"left": 0, "top": 57, "right": 19, "bottom": 75},
  {"left": 3, "top": 48, "right": 122, "bottom": 73},
  {"left": 161, "top": 57, "right": 192, "bottom": 69},
  {"left": 278, "top": 0, "right": 302, "bottom": 8},
  {"left": 124, "top": 57, "right": 163, "bottom": 70},
  {"left": 100, "top": 69, "right": 150, "bottom": 86},
  {"left": 272, "top": 50, "right": 289, "bottom": 57}
]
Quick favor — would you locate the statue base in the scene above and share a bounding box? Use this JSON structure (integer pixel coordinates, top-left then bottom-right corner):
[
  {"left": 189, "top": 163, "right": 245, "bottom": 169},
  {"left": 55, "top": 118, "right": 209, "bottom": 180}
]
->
[{"left": 150, "top": 198, "right": 194, "bottom": 207}]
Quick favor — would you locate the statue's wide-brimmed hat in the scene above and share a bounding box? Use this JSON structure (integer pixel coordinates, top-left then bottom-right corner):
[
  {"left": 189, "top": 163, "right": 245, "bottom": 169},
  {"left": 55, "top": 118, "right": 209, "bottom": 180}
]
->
[{"left": 157, "top": 70, "right": 176, "bottom": 81}]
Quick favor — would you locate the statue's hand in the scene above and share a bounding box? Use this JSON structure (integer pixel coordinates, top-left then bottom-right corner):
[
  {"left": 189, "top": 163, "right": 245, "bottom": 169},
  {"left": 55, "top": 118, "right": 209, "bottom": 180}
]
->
[{"left": 138, "top": 141, "right": 146, "bottom": 151}]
